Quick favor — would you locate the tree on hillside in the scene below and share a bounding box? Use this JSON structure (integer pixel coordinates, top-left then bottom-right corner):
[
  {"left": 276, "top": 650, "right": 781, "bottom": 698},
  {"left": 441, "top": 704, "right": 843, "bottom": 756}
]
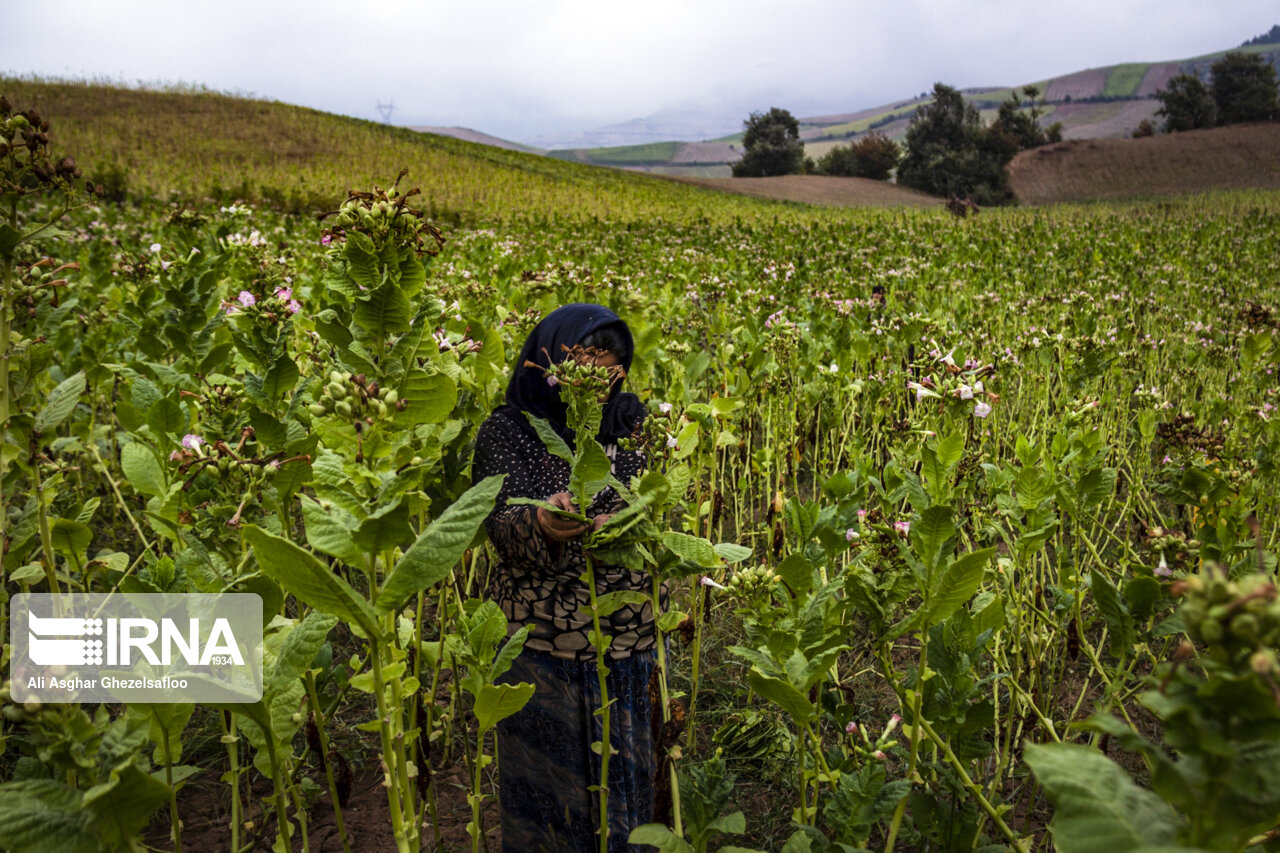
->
[
  {"left": 991, "top": 86, "right": 1063, "bottom": 149},
  {"left": 896, "top": 83, "right": 1016, "bottom": 205},
  {"left": 1240, "top": 24, "right": 1280, "bottom": 48},
  {"left": 1155, "top": 74, "right": 1217, "bottom": 132},
  {"left": 1210, "top": 51, "right": 1280, "bottom": 124},
  {"left": 732, "top": 107, "right": 805, "bottom": 177},
  {"left": 815, "top": 132, "right": 900, "bottom": 180}
]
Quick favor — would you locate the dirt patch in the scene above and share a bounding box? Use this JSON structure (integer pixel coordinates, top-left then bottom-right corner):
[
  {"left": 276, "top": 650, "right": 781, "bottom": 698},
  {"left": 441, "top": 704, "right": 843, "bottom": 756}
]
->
[
  {"left": 661, "top": 174, "right": 938, "bottom": 209},
  {"left": 1044, "top": 67, "right": 1110, "bottom": 101},
  {"left": 1009, "top": 121, "right": 1280, "bottom": 204}
]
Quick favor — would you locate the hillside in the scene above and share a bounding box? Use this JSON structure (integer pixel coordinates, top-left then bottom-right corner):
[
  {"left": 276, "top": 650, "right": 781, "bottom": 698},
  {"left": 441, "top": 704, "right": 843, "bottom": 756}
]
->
[
  {"left": 1007, "top": 121, "right": 1280, "bottom": 204},
  {"left": 405, "top": 125, "right": 544, "bottom": 154},
  {"left": 663, "top": 174, "right": 937, "bottom": 208},
  {"left": 0, "top": 77, "right": 803, "bottom": 224},
  {"left": 559, "top": 39, "right": 1280, "bottom": 177}
]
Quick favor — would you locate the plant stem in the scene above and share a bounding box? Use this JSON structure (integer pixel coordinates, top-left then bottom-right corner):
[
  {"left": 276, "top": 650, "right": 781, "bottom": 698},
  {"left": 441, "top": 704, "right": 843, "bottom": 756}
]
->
[{"left": 306, "top": 671, "right": 351, "bottom": 853}]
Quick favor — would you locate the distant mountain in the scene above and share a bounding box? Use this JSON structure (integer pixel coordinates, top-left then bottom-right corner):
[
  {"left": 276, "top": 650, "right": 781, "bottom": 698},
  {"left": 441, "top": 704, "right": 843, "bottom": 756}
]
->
[
  {"left": 552, "top": 34, "right": 1280, "bottom": 178},
  {"left": 531, "top": 105, "right": 745, "bottom": 150},
  {"left": 406, "top": 126, "right": 544, "bottom": 154}
]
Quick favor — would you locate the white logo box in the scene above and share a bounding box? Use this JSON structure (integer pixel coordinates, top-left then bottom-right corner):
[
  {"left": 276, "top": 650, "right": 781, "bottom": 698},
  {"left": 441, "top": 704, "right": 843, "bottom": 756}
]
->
[{"left": 10, "top": 593, "right": 263, "bottom": 703}]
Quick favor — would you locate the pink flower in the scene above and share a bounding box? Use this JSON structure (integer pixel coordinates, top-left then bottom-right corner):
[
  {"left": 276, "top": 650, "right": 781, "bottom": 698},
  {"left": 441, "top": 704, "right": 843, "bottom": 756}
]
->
[
  {"left": 888, "top": 713, "right": 901, "bottom": 732},
  {"left": 845, "top": 720, "right": 858, "bottom": 734},
  {"left": 237, "top": 291, "right": 256, "bottom": 307},
  {"left": 321, "top": 235, "right": 333, "bottom": 245},
  {"left": 1162, "top": 455, "right": 1172, "bottom": 464},
  {"left": 958, "top": 384, "right": 973, "bottom": 400},
  {"left": 274, "top": 286, "right": 292, "bottom": 301},
  {"left": 666, "top": 435, "right": 679, "bottom": 449},
  {"left": 845, "top": 528, "right": 859, "bottom": 542},
  {"left": 973, "top": 401, "right": 992, "bottom": 419},
  {"left": 1155, "top": 555, "right": 1172, "bottom": 577},
  {"left": 287, "top": 299, "right": 302, "bottom": 314},
  {"left": 181, "top": 434, "right": 202, "bottom": 450},
  {"left": 893, "top": 520, "right": 910, "bottom": 536},
  {"left": 873, "top": 750, "right": 887, "bottom": 761},
  {"left": 856, "top": 509, "right": 867, "bottom": 521},
  {"left": 658, "top": 402, "right": 673, "bottom": 414},
  {"left": 546, "top": 375, "right": 559, "bottom": 387}
]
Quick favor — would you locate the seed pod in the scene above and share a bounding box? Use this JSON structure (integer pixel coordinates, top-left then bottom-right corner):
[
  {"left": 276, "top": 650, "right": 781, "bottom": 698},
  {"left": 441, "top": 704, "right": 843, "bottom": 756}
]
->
[
  {"left": 384, "top": 389, "right": 398, "bottom": 406},
  {"left": 335, "top": 401, "right": 352, "bottom": 418},
  {"left": 329, "top": 370, "right": 344, "bottom": 385},
  {"left": 308, "top": 403, "right": 326, "bottom": 416}
]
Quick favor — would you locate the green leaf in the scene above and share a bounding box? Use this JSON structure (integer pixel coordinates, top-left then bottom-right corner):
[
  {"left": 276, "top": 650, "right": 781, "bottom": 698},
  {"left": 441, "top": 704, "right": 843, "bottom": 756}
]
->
[
  {"left": 925, "top": 547, "right": 995, "bottom": 627},
  {"left": 629, "top": 824, "right": 695, "bottom": 853},
  {"left": 301, "top": 496, "right": 365, "bottom": 566},
  {"left": 376, "top": 475, "right": 504, "bottom": 614},
  {"left": 343, "top": 231, "right": 380, "bottom": 290},
  {"left": 84, "top": 764, "right": 170, "bottom": 849},
  {"left": 1091, "top": 568, "right": 1134, "bottom": 655},
  {"left": 0, "top": 780, "right": 97, "bottom": 853},
  {"left": 1024, "top": 742, "right": 1180, "bottom": 853},
  {"left": 50, "top": 519, "right": 92, "bottom": 560},
  {"left": 663, "top": 531, "right": 722, "bottom": 568},
  {"left": 351, "top": 499, "right": 414, "bottom": 553},
  {"left": 936, "top": 430, "right": 965, "bottom": 471},
  {"left": 120, "top": 442, "right": 167, "bottom": 498},
  {"left": 747, "top": 670, "right": 814, "bottom": 724},
  {"left": 776, "top": 553, "right": 814, "bottom": 597},
  {"left": 244, "top": 525, "right": 380, "bottom": 638},
  {"left": 714, "top": 542, "right": 752, "bottom": 563},
  {"left": 262, "top": 354, "right": 299, "bottom": 401},
  {"left": 0, "top": 223, "right": 21, "bottom": 258},
  {"left": 35, "top": 371, "right": 85, "bottom": 433},
  {"left": 593, "top": 590, "right": 650, "bottom": 618},
  {"left": 271, "top": 611, "right": 338, "bottom": 687},
  {"left": 572, "top": 438, "right": 611, "bottom": 493},
  {"left": 395, "top": 369, "right": 457, "bottom": 426},
  {"left": 145, "top": 396, "right": 184, "bottom": 437},
  {"left": 912, "top": 505, "right": 955, "bottom": 574},
  {"left": 473, "top": 681, "right": 535, "bottom": 731},
  {"left": 524, "top": 413, "right": 573, "bottom": 464},
  {"left": 354, "top": 283, "right": 411, "bottom": 339}
]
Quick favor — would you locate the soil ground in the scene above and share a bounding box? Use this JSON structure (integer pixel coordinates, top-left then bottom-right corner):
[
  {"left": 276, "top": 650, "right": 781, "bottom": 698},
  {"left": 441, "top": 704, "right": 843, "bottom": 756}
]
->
[{"left": 663, "top": 174, "right": 939, "bottom": 208}]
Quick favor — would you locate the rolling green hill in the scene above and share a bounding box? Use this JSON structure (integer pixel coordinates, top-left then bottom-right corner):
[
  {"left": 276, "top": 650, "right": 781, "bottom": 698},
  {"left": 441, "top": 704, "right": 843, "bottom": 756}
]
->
[{"left": 558, "top": 35, "right": 1280, "bottom": 177}]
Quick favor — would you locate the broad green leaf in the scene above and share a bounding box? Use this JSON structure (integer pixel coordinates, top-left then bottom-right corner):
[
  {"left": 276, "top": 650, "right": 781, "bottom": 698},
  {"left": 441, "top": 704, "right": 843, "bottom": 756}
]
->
[
  {"left": 593, "top": 590, "right": 650, "bottom": 618},
  {"left": 912, "top": 505, "right": 955, "bottom": 574},
  {"left": 0, "top": 780, "right": 97, "bottom": 853},
  {"left": 1090, "top": 568, "right": 1134, "bottom": 655},
  {"left": 376, "top": 475, "right": 504, "bottom": 614},
  {"left": 354, "top": 283, "right": 411, "bottom": 339},
  {"left": 776, "top": 553, "right": 814, "bottom": 597},
  {"left": 572, "top": 438, "right": 611, "bottom": 493},
  {"left": 262, "top": 353, "right": 299, "bottom": 400},
  {"left": 714, "top": 542, "right": 752, "bottom": 563},
  {"left": 473, "top": 681, "right": 535, "bottom": 731},
  {"left": 145, "top": 396, "right": 184, "bottom": 437},
  {"left": 244, "top": 525, "right": 379, "bottom": 638},
  {"left": 50, "top": 518, "right": 92, "bottom": 559},
  {"left": 936, "top": 430, "right": 965, "bottom": 472},
  {"left": 35, "top": 371, "right": 85, "bottom": 433},
  {"left": 120, "top": 442, "right": 166, "bottom": 498},
  {"left": 351, "top": 498, "right": 414, "bottom": 553},
  {"left": 395, "top": 369, "right": 458, "bottom": 426},
  {"left": 1024, "top": 742, "right": 1180, "bottom": 853},
  {"left": 271, "top": 611, "right": 338, "bottom": 687},
  {"left": 343, "top": 231, "right": 380, "bottom": 289},
  {"left": 925, "top": 547, "right": 995, "bottom": 627},
  {"left": 629, "top": 824, "right": 695, "bottom": 853},
  {"left": 663, "top": 530, "right": 722, "bottom": 567},
  {"left": 747, "top": 670, "right": 814, "bottom": 724},
  {"left": 524, "top": 413, "right": 573, "bottom": 464},
  {"left": 301, "top": 496, "right": 365, "bottom": 566}
]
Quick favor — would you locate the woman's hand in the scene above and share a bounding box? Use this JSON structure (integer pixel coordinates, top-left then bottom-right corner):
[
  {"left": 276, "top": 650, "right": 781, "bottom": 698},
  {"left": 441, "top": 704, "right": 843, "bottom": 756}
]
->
[
  {"left": 591, "top": 513, "right": 613, "bottom": 532},
  {"left": 537, "top": 492, "right": 589, "bottom": 542}
]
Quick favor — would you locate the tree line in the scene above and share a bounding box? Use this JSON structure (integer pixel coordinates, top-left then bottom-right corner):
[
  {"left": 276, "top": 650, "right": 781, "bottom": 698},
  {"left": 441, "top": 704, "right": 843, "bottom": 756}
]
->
[
  {"left": 1137, "top": 50, "right": 1279, "bottom": 136},
  {"left": 732, "top": 85, "right": 1061, "bottom": 205}
]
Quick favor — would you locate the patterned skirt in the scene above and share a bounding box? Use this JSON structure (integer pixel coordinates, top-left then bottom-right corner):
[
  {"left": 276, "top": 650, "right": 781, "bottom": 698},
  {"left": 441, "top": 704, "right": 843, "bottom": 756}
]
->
[{"left": 496, "top": 647, "right": 657, "bottom": 853}]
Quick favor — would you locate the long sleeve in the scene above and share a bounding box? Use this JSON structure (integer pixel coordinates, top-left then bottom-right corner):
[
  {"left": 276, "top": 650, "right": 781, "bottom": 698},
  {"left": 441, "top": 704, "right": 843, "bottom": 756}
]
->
[{"left": 474, "top": 414, "right": 553, "bottom": 574}]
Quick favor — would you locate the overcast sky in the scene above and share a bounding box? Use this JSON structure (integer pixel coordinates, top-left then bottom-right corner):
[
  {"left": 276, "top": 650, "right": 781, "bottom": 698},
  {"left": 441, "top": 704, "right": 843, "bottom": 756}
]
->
[{"left": 3, "top": 0, "right": 1276, "bottom": 146}]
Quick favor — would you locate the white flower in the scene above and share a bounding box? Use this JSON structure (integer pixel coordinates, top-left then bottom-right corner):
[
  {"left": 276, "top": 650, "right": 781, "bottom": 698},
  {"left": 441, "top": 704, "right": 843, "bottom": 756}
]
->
[
  {"left": 973, "top": 401, "right": 992, "bottom": 419},
  {"left": 149, "top": 242, "right": 162, "bottom": 253},
  {"left": 1155, "top": 554, "right": 1172, "bottom": 577},
  {"left": 958, "top": 384, "right": 973, "bottom": 400},
  {"left": 666, "top": 435, "right": 678, "bottom": 449},
  {"left": 845, "top": 528, "right": 859, "bottom": 542},
  {"left": 658, "top": 402, "right": 673, "bottom": 414},
  {"left": 181, "top": 434, "right": 202, "bottom": 450},
  {"left": 700, "top": 576, "right": 727, "bottom": 590}
]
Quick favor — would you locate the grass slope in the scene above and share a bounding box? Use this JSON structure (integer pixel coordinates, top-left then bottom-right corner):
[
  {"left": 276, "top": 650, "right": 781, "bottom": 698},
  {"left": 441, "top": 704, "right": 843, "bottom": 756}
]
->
[
  {"left": 1007, "top": 122, "right": 1280, "bottom": 204},
  {"left": 0, "top": 78, "right": 800, "bottom": 224}
]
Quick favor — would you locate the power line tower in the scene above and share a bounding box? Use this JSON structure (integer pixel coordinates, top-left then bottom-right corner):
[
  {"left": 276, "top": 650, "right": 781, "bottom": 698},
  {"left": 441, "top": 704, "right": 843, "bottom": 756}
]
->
[{"left": 376, "top": 100, "right": 395, "bottom": 124}]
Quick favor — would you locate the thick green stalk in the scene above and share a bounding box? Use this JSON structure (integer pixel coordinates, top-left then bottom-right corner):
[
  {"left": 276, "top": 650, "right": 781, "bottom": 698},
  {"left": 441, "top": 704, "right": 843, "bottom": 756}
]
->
[
  {"left": 583, "top": 550, "right": 614, "bottom": 853},
  {"left": 305, "top": 671, "right": 351, "bottom": 853},
  {"left": 220, "top": 712, "right": 242, "bottom": 853}
]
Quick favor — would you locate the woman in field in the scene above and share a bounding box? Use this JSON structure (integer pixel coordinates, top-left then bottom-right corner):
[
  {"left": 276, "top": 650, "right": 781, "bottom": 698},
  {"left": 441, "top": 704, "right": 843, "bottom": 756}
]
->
[{"left": 473, "top": 303, "right": 658, "bottom": 853}]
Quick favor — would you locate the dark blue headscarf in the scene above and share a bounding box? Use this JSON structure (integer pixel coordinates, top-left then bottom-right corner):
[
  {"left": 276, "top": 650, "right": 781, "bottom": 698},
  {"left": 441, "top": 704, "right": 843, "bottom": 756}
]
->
[{"left": 497, "top": 303, "right": 646, "bottom": 447}]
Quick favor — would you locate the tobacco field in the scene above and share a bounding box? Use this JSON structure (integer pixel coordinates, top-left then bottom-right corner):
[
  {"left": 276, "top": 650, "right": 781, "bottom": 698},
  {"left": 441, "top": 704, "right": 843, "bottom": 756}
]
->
[{"left": 2, "top": 93, "right": 1280, "bottom": 853}]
